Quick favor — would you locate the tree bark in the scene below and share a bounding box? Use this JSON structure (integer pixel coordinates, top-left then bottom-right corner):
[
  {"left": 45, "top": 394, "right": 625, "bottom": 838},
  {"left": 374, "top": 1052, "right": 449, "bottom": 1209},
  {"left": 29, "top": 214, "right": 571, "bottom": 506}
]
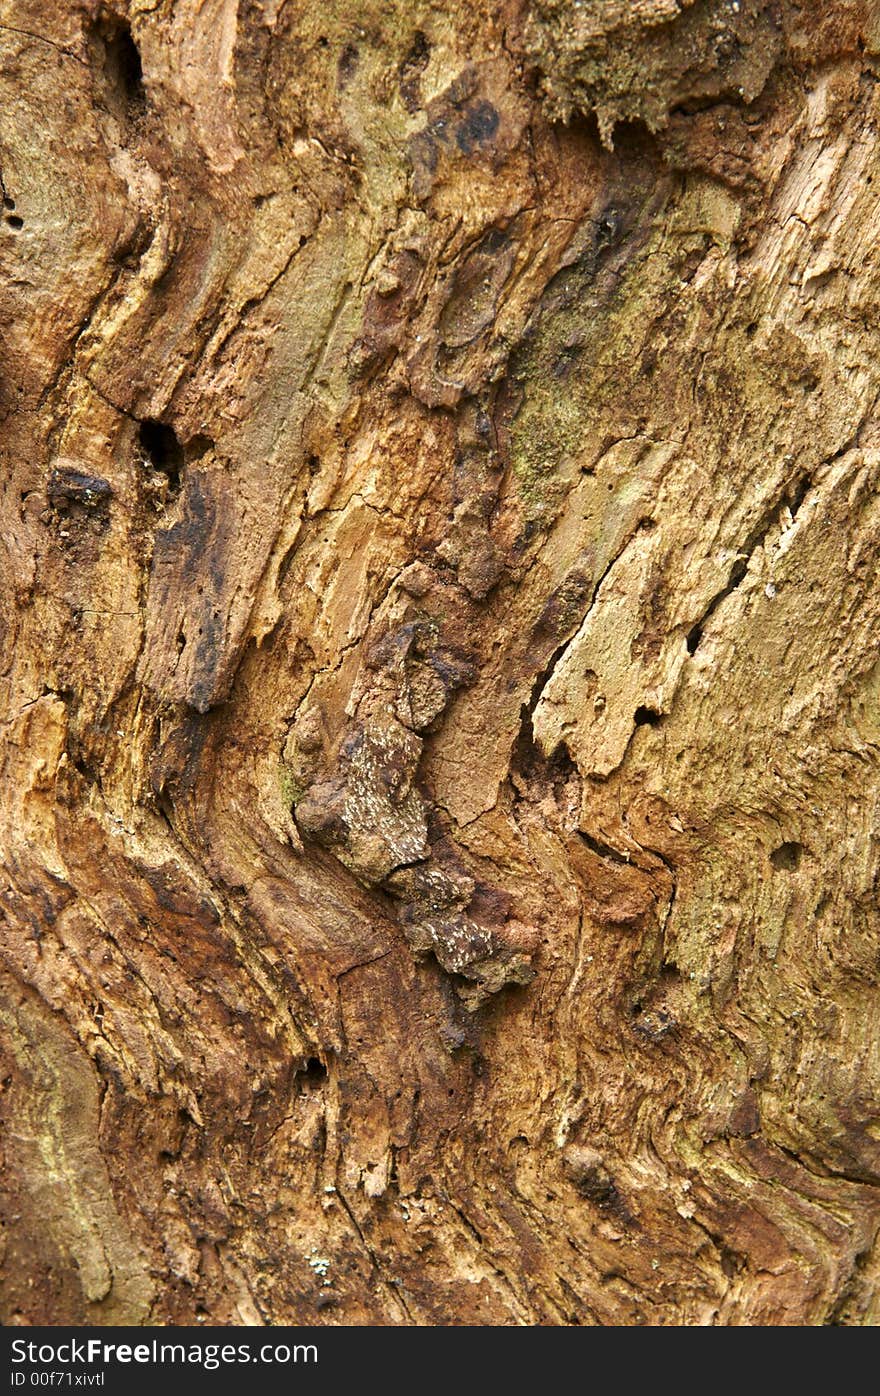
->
[{"left": 2, "top": 0, "right": 880, "bottom": 1326}]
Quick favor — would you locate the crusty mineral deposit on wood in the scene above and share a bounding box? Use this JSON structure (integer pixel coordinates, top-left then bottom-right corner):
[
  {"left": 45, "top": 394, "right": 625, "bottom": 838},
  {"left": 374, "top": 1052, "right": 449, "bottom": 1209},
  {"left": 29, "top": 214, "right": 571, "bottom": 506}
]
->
[{"left": 1, "top": 0, "right": 880, "bottom": 1325}]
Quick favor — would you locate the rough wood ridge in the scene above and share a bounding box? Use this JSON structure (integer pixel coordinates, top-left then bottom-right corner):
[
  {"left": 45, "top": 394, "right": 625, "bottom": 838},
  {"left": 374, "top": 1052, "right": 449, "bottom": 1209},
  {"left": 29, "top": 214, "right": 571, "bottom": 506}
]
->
[{"left": 1, "top": 0, "right": 880, "bottom": 1325}]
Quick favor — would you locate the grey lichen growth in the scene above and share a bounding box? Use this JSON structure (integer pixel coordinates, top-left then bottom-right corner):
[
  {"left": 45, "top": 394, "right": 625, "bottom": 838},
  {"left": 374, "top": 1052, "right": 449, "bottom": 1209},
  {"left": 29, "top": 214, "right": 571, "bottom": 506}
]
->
[
  {"left": 287, "top": 584, "right": 535, "bottom": 1004},
  {"left": 296, "top": 717, "right": 429, "bottom": 882},
  {"left": 523, "top": 0, "right": 785, "bottom": 139}
]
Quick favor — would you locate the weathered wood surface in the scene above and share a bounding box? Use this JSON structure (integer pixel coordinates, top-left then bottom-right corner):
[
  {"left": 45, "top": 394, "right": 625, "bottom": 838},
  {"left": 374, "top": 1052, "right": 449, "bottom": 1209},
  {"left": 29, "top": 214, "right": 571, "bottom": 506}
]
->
[{"left": 1, "top": 0, "right": 880, "bottom": 1324}]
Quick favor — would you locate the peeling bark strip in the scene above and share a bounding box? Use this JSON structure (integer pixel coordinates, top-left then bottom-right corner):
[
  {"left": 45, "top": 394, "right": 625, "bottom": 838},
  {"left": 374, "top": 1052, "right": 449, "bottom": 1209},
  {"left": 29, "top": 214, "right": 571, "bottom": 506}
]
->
[{"left": 1, "top": 0, "right": 880, "bottom": 1326}]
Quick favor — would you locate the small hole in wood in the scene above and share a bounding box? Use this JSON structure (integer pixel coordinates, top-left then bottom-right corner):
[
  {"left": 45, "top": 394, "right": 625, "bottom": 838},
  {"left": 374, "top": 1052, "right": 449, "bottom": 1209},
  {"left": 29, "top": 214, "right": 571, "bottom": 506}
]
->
[
  {"left": 301, "top": 1057, "right": 327, "bottom": 1086},
  {"left": 770, "top": 841, "right": 803, "bottom": 872},
  {"left": 185, "top": 433, "right": 213, "bottom": 462},
  {"left": 634, "top": 705, "right": 662, "bottom": 727},
  {"left": 103, "top": 16, "right": 144, "bottom": 108},
  {"left": 139, "top": 418, "right": 184, "bottom": 493}
]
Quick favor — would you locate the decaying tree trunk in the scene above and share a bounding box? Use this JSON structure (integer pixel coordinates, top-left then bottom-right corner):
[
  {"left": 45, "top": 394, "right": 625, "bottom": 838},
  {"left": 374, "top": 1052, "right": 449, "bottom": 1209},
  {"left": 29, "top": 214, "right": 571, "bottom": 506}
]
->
[{"left": 2, "top": 0, "right": 880, "bottom": 1326}]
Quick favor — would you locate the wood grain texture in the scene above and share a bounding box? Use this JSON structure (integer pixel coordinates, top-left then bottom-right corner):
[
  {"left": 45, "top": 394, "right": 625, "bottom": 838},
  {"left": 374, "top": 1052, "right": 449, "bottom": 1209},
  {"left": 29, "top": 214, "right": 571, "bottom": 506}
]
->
[{"left": 1, "top": 0, "right": 880, "bottom": 1325}]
